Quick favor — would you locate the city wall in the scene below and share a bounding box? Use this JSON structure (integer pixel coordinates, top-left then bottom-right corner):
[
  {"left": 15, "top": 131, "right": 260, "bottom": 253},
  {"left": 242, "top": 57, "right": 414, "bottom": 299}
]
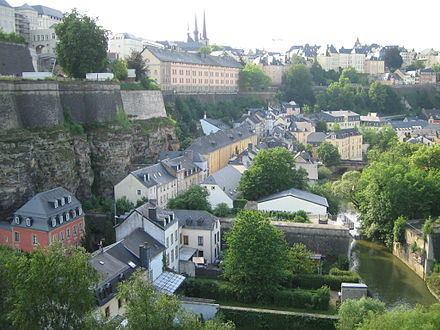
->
[{"left": 0, "top": 81, "right": 167, "bottom": 131}]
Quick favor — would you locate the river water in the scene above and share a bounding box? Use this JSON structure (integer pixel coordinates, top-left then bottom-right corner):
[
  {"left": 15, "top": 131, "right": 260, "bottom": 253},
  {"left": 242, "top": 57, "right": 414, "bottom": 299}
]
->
[{"left": 350, "top": 239, "right": 437, "bottom": 308}]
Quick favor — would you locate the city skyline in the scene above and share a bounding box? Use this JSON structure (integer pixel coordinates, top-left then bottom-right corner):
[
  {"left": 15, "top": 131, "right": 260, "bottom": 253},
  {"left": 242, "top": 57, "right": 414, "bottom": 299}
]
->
[{"left": 7, "top": 0, "right": 440, "bottom": 52}]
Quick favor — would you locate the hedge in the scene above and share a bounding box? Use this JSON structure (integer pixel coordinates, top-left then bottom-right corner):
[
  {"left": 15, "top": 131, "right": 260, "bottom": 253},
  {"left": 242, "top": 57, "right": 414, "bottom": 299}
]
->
[
  {"left": 285, "top": 273, "right": 360, "bottom": 291},
  {"left": 233, "top": 199, "right": 248, "bottom": 209},
  {"left": 221, "top": 308, "right": 336, "bottom": 330},
  {"left": 183, "top": 278, "right": 330, "bottom": 310}
]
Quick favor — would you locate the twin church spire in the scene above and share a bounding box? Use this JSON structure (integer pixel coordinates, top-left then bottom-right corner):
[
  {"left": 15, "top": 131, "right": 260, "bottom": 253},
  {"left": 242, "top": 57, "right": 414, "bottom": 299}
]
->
[{"left": 187, "top": 12, "right": 208, "bottom": 45}]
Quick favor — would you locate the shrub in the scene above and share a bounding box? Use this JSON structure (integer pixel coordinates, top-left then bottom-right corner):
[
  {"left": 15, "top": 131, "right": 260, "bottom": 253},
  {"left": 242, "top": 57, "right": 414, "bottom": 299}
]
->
[
  {"left": 213, "top": 203, "right": 231, "bottom": 217},
  {"left": 233, "top": 199, "right": 247, "bottom": 209},
  {"left": 329, "top": 268, "right": 355, "bottom": 277},
  {"left": 393, "top": 216, "right": 407, "bottom": 244},
  {"left": 285, "top": 273, "right": 360, "bottom": 291},
  {"left": 272, "top": 286, "right": 330, "bottom": 310}
]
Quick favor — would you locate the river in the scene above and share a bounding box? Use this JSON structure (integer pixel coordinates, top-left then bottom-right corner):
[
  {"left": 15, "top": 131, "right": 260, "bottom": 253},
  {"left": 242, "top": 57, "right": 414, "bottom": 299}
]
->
[{"left": 351, "top": 239, "right": 437, "bottom": 308}]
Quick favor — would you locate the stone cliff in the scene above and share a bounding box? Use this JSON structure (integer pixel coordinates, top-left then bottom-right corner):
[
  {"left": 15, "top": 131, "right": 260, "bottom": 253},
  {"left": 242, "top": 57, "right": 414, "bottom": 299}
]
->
[{"left": 0, "top": 120, "right": 179, "bottom": 219}]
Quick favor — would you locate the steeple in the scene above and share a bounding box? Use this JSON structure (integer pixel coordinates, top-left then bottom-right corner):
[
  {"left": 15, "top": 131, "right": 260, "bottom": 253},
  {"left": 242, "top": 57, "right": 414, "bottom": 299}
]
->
[
  {"left": 194, "top": 15, "right": 199, "bottom": 42},
  {"left": 186, "top": 22, "right": 194, "bottom": 43},
  {"left": 202, "top": 11, "right": 207, "bottom": 41}
]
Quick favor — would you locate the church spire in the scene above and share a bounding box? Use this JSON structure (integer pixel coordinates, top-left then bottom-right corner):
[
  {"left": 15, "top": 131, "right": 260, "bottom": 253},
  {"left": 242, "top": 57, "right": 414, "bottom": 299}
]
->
[
  {"left": 194, "top": 15, "right": 199, "bottom": 42},
  {"left": 202, "top": 11, "right": 207, "bottom": 41}
]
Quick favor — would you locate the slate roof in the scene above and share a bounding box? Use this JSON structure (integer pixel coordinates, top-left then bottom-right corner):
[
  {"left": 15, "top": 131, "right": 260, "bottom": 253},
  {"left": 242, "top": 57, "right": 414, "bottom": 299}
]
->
[
  {"left": 132, "top": 202, "right": 178, "bottom": 230},
  {"left": 258, "top": 188, "right": 329, "bottom": 207},
  {"left": 122, "top": 228, "right": 166, "bottom": 259},
  {"left": 326, "top": 128, "right": 361, "bottom": 139},
  {"left": 0, "top": 41, "right": 35, "bottom": 75},
  {"left": 145, "top": 46, "right": 242, "bottom": 68},
  {"left": 173, "top": 209, "right": 219, "bottom": 230},
  {"left": 422, "top": 109, "right": 440, "bottom": 120},
  {"left": 307, "top": 132, "right": 326, "bottom": 144},
  {"left": 186, "top": 125, "right": 256, "bottom": 155},
  {"left": 0, "top": 0, "right": 11, "bottom": 7},
  {"left": 201, "top": 117, "right": 230, "bottom": 130},
  {"left": 31, "top": 5, "right": 63, "bottom": 19},
  {"left": 13, "top": 187, "right": 83, "bottom": 232},
  {"left": 389, "top": 120, "right": 429, "bottom": 130},
  {"left": 201, "top": 166, "right": 242, "bottom": 199},
  {"left": 159, "top": 150, "right": 206, "bottom": 163},
  {"left": 131, "top": 163, "right": 176, "bottom": 188}
]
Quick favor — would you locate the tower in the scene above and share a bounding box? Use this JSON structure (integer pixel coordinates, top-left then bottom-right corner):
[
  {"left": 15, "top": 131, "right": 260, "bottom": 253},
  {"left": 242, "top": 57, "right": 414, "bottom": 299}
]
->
[
  {"left": 202, "top": 11, "right": 209, "bottom": 45},
  {"left": 194, "top": 15, "right": 199, "bottom": 42}
]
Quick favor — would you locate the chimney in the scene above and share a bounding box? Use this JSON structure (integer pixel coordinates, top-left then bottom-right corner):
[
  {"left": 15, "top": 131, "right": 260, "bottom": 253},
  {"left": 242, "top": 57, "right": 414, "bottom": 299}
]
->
[
  {"left": 183, "top": 150, "right": 193, "bottom": 161},
  {"left": 148, "top": 205, "right": 157, "bottom": 221},
  {"left": 139, "top": 242, "right": 150, "bottom": 269}
]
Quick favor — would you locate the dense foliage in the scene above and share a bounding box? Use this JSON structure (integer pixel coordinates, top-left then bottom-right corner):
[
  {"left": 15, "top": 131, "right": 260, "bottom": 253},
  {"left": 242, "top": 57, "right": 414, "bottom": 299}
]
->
[
  {"left": 223, "top": 211, "right": 290, "bottom": 302},
  {"left": 239, "top": 62, "right": 271, "bottom": 91},
  {"left": 0, "top": 30, "right": 27, "bottom": 44},
  {"left": 0, "top": 244, "right": 98, "bottom": 329},
  {"left": 289, "top": 243, "right": 317, "bottom": 274},
  {"left": 282, "top": 64, "right": 315, "bottom": 105},
  {"left": 357, "top": 143, "right": 440, "bottom": 245},
  {"left": 167, "top": 185, "right": 211, "bottom": 211},
  {"left": 55, "top": 10, "right": 108, "bottom": 78},
  {"left": 238, "top": 147, "right": 308, "bottom": 201},
  {"left": 383, "top": 47, "right": 403, "bottom": 71},
  {"left": 337, "top": 297, "right": 385, "bottom": 330},
  {"left": 284, "top": 272, "right": 360, "bottom": 291},
  {"left": 112, "top": 59, "right": 128, "bottom": 81},
  {"left": 317, "top": 142, "right": 341, "bottom": 167},
  {"left": 126, "top": 50, "right": 148, "bottom": 81}
]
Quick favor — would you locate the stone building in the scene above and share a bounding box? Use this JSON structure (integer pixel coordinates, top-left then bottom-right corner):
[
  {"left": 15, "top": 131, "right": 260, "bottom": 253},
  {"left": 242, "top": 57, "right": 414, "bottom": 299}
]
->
[
  {"left": 141, "top": 45, "right": 242, "bottom": 94},
  {"left": 0, "top": 0, "right": 15, "bottom": 33}
]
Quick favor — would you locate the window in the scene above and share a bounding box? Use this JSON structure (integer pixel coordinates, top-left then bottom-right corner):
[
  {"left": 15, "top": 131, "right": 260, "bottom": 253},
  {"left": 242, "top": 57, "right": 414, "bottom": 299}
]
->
[
  {"left": 211, "top": 186, "right": 215, "bottom": 190},
  {"left": 198, "top": 250, "right": 204, "bottom": 257},
  {"left": 14, "top": 216, "right": 20, "bottom": 224},
  {"left": 180, "top": 233, "right": 182, "bottom": 244},
  {"left": 79, "top": 221, "right": 84, "bottom": 231},
  {"left": 175, "top": 246, "right": 178, "bottom": 259},
  {"left": 105, "top": 306, "right": 110, "bottom": 318},
  {"left": 60, "top": 231, "right": 64, "bottom": 240},
  {"left": 170, "top": 233, "right": 174, "bottom": 244},
  {"left": 32, "top": 235, "right": 38, "bottom": 245},
  {"left": 175, "top": 230, "right": 178, "bottom": 242},
  {"left": 73, "top": 225, "right": 77, "bottom": 235},
  {"left": 198, "top": 236, "right": 204, "bottom": 246},
  {"left": 166, "top": 237, "right": 169, "bottom": 248},
  {"left": 118, "top": 298, "right": 123, "bottom": 309},
  {"left": 67, "top": 228, "right": 70, "bottom": 238},
  {"left": 171, "top": 249, "right": 174, "bottom": 263},
  {"left": 52, "top": 234, "right": 57, "bottom": 242},
  {"left": 137, "top": 189, "right": 141, "bottom": 195},
  {"left": 14, "top": 232, "right": 20, "bottom": 242},
  {"left": 183, "top": 235, "right": 189, "bottom": 245}
]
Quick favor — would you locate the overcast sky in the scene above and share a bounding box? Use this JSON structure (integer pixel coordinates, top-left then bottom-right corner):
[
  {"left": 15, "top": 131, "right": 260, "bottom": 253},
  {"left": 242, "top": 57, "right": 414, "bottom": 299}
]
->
[{"left": 8, "top": 0, "right": 440, "bottom": 52}]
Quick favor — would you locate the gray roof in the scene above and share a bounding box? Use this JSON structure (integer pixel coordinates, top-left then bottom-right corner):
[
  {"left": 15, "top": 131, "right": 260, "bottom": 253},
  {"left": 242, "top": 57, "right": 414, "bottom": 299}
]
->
[
  {"left": 131, "top": 163, "right": 176, "bottom": 188},
  {"left": 122, "top": 228, "right": 166, "bottom": 259},
  {"left": 258, "top": 188, "right": 329, "bottom": 207},
  {"left": 0, "top": 41, "right": 35, "bottom": 75},
  {"left": 389, "top": 120, "right": 429, "bottom": 130},
  {"left": 145, "top": 46, "right": 242, "bottom": 68},
  {"left": 202, "top": 166, "right": 242, "bottom": 199},
  {"left": 133, "top": 202, "right": 178, "bottom": 230},
  {"left": 31, "top": 5, "right": 63, "bottom": 19},
  {"left": 13, "top": 187, "right": 83, "bottom": 232},
  {"left": 159, "top": 150, "right": 206, "bottom": 163},
  {"left": 91, "top": 246, "right": 131, "bottom": 287},
  {"left": 161, "top": 155, "right": 202, "bottom": 174},
  {"left": 173, "top": 209, "right": 219, "bottom": 230},
  {"left": 187, "top": 125, "right": 256, "bottom": 154},
  {"left": 201, "top": 117, "right": 230, "bottom": 130},
  {"left": 307, "top": 132, "right": 326, "bottom": 144},
  {"left": 326, "top": 128, "right": 361, "bottom": 139},
  {"left": 0, "top": 0, "right": 11, "bottom": 7},
  {"left": 15, "top": 3, "right": 36, "bottom": 10}
]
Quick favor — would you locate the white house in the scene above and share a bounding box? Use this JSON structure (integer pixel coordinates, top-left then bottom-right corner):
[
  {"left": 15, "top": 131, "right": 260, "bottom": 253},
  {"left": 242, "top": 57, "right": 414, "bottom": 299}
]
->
[
  {"left": 173, "top": 210, "right": 221, "bottom": 264},
  {"left": 200, "top": 165, "right": 242, "bottom": 208},
  {"left": 257, "top": 188, "right": 328, "bottom": 217},
  {"left": 294, "top": 151, "right": 318, "bottom": 182},
  {"left": 115, "top": 202, "right": 180, "bottom": 272}
]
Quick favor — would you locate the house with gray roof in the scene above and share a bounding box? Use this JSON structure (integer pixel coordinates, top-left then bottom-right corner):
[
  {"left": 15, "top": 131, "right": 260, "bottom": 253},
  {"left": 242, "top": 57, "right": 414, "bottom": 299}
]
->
[
  {"left": 141, "top": 45, "right": 242, "bottom": 94},
  {"left": 0, "top": 187, "right": 85, "bottom": 252},
  {"left": 172, "top": 210, "right": 221, "bottom": 264},
  {"left": 257, "top": 188, "right": 329, "bottom": 217},
  {"left": 115, "top": 152, "right": 206, "bottom": 208},
  {"left": 200, "top": 165, "right": 243, "bottom": 208},
  {"left": 200, "top": 116, "right": 230, "bottom": 135}
]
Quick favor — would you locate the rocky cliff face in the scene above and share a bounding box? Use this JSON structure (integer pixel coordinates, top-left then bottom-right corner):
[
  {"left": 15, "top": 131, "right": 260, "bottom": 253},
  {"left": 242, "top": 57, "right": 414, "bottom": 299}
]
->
[{"left": 0, "top": 122, "right": 179, "bottom": 219}]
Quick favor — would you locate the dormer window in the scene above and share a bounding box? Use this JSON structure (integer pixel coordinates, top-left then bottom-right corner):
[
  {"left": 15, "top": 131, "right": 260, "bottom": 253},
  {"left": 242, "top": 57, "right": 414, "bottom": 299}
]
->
[
  {"left": 58, "top": 214, "right": 63, "bottom": 224},
  {"left": 51, "top": 217, "right": 57, "bottom": 227},
  {"left": 67, "top": 196, "right": 72, "bottom": 203},
  {"left": 25, "top": 217, "right": 32, "bottom": 227},
  {"left": 54, "top": 200, "right": 59, "bottom": 208},
  {"left": 78, "top": 207, "right": 83, "bottom": 215},
  {"left": 14, "top": 215, "right": 21, "bottom": 224},
  {"left": 71, "top": 209, "right": 76, "bottom": 217},
  {"left": 60, "top": 198, "right": 65, "bottom": 206},
  {"left": 65, "top": 212, "right": 70, "bottom": 221}
]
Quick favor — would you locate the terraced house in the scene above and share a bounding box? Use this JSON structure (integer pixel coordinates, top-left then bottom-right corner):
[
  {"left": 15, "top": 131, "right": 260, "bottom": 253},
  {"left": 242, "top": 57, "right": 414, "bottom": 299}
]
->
[{"left": 141, "top": 46, "right": 242, "bottom": 93}]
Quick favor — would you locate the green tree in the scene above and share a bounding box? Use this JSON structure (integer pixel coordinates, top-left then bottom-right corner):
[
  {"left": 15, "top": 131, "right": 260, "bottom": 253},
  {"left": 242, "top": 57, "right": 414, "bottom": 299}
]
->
[
  {"left": 223, "top": 211, "right": 289, "bottom": 302},
  {"left": 360, "top": 125, "right": 397, "bottom": 151},
  {"left": 309, "top": 182, "right": 340, "bottom": 215},
  {"left": 126, "top": 50, "right": 148, "bottom": 81},
  {"left": 0, "top": 30, "right": 27, "bottom": 44},
  {"left": 318, "top": 166, "right": 332, "bottom": 180},
  {"left": 359, "top": 304, "right": 440, "bottom": 330},
  {"left": 116, "top": 196, "right": 135, "bottom": 216},
  {"left": 331, "top": 170, "right": 361, "bottom": 207},
  {"left": 337, "top": 297, "right": 385, "bottom": 330},
  {"left": 317, "top": 142, "right": 341, "bottom": 166},
  {"left": 368, "top": 81, "right": 403, "bottom": 114},
  {"left": 315, "top": 119, "right": 328, "bottom": 132},
  {"left": 383, "top": 47, "right": 403, "bottom": 71},
  {"left": 167, "top": 185, "right": 211, "bottom": 211},
  {"left": 8, "top": 243, "right": 98, "bottom": 329},
  {"left": 283, "top": 64, "right": 315, "bottom": 105},
  {"left": 291, "top": 55, "right": 306, "bottom": 65},
  {"left": 239, "top": 62, "right": 271, "bottom": 91},
  {"left": 431, "top": 63, "right": 440, "bottom": 82},
  {"left": 289, "top": 243, "right": 317, "bottom": 274},
  {"left": 112, "top": 58, "right": 128, "bottom": 80},
  {"left": 238, "top": 147, "right": 308, "bottom": 201},
  {"left": 55, "top": 10, "right": 108, "bottom": 78},
  {"left": 393, "top": 216, "right": 407, "bottom": 244},
  {"left": 310, "top": 60, "right": 327, "bottom": 85},
  {"left": 411, "top": 143, "right": 440, "bottom": 171},
  {"left": 213, "top": 203, "right": 231, "bottom": 217}
]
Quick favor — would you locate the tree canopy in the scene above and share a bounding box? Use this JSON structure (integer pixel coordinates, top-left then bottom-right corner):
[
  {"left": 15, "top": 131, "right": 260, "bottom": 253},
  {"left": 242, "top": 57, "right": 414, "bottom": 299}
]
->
[
  {"left": 0, "top": 30, "right": 27, "bottom": 44},
  {"left": 337, "top": 297, "right": 385, "bottom": 330},
  {"left": 239, "top": 62, "right": 271, "bottom": 91},
  {"left": 282, "top": 64, "right": 315, "bottom": 105},
  {"left": 126, "top": 50, "right": 148, "bottom": 81},
  {"left": 368, "top": 81, "right": 403, "bottom": 115},
  {"left": 223, "top": 211, "right": 290, "bottom": 302},
  {"left": 383, "top": 47, "right": 403, "bottom": 71},
  {"left": 1, "top": 243, "right": 98, "bottom": 329},
  {"left": 317, "top": 142, "right": 341, "bottom": 166},
  {"left": 289, "top": 243, "right": 317, "bottom": 274},
  {"left": 55, "top": 10, "right": 108, "bottom": 78},
  {"left": 112, "top": 59, "right": 128, "bottom": 81},
  {"left": 238, "top": 147, "right": 308, "bottom": 201},
  {"left": 167, "top": 185, "right": 211, "bottom": 211}
]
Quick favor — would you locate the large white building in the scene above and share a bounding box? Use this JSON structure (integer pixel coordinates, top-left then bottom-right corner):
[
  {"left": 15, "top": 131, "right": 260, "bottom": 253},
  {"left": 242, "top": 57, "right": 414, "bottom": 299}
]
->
[
  {"left": 108, "top": 33, "right": 144, "bottom": 59},
  {"left": 0, "top": 0, "right": 15, "bottom": 33}
]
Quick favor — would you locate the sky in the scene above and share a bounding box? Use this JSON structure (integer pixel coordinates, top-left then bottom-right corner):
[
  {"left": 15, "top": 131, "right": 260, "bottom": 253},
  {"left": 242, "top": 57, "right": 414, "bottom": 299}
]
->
[{"left": 8, "top": 0, "right": 440, "bottom": 52}]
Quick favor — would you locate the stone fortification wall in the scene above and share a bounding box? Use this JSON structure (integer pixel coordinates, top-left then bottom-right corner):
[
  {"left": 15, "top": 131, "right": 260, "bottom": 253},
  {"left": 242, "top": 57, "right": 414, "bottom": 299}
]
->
[
  {"left": 0, "top": 81, "right": 168, "bottom": 130},
  {"left": 121, "top": 90, "right": 167, "bottom": 120},
  {"left": 220, "top": 219, "right": 351, "bottom": 256}
]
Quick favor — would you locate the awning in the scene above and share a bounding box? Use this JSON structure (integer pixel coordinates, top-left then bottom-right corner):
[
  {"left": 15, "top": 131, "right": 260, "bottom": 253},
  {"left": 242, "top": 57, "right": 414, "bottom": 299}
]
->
[
  {"left": 179, "top": 247, "right": 198, "bottom": 261},
  {"left": 153, "top": 272, "right": 186, "bottom": 294}
]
